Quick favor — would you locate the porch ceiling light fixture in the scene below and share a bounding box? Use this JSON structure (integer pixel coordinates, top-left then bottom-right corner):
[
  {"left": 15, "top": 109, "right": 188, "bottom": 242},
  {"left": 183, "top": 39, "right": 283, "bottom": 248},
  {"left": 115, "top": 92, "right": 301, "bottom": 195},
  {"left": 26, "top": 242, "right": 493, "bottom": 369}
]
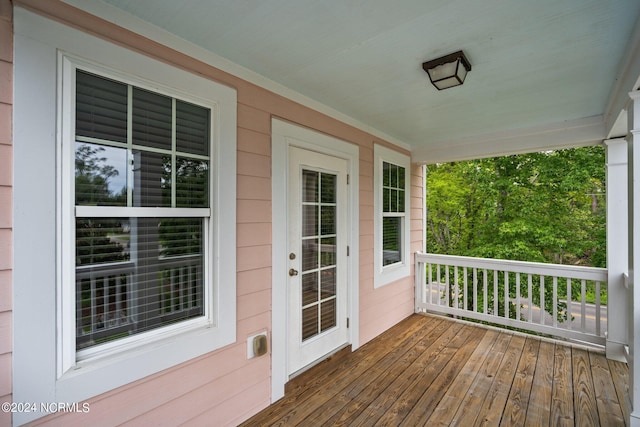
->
[{"left": 422, "top": 50, "right": 472, "bottom": 90}]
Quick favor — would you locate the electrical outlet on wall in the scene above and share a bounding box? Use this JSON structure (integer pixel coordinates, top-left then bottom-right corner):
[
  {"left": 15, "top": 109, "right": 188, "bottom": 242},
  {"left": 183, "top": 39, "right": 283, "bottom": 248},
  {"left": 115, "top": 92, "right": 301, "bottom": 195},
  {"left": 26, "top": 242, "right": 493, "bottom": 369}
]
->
[{"left": 247, "top": 331, "right": 268, "bottom": 359}]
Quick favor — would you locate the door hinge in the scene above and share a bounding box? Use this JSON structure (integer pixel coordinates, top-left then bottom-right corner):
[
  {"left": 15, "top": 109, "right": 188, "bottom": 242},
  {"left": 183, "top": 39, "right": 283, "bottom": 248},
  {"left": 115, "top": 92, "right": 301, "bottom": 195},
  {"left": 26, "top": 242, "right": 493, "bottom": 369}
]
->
[
  {"left": 347, "top": 246, "right": 350, "bottom": 256},
  {"left": 347, "top": 174, "right": 350, "bottom": 185},
  {"left": 347, "top": 318, "right": 350, "bottom": 328}
]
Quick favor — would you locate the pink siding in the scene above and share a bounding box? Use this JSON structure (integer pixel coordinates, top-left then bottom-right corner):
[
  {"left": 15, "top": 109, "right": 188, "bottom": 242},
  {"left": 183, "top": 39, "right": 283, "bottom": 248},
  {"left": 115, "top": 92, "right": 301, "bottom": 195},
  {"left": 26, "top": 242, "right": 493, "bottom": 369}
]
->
[
  {"left": 0, "top": 1, "right": 11, "bottom": 426},
  {"left": 15, "top": 1, "right": 425, "bottom": 425}
]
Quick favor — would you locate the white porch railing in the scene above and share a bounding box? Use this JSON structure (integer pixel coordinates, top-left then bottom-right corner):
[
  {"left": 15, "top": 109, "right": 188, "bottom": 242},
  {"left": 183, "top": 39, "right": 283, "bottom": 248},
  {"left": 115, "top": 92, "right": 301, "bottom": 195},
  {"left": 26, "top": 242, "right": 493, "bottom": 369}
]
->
[{"left": 415, "top": 252, "right": 608, "bottom": 346}]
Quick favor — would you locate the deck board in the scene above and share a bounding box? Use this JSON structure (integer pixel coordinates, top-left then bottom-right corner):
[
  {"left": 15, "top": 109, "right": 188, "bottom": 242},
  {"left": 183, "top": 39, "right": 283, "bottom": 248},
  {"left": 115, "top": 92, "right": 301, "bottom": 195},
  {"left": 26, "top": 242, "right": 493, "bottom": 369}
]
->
[
  {"left": 500, "top": 337, "right": 540, "bottom": 427},
  {"left": 240, "top": 314, "right": 628, "bottom": 427},
  {"left": 524, "top": 340, "right": 555, "bottom": 427}
]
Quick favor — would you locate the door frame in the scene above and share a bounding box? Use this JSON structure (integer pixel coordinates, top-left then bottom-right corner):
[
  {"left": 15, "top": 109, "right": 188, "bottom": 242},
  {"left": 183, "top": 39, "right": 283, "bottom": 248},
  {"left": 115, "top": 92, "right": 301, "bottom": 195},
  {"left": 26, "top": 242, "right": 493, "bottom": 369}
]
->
[{"left": 271, "top": 119, "right": 360, "bottom": 402}]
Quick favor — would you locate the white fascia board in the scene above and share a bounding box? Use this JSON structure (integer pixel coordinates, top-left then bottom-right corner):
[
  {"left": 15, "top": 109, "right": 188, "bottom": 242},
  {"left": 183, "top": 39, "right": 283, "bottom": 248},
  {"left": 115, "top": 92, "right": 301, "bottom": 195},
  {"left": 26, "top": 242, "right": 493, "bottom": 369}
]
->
[{"left": 60, "top": 0, "right": 411, "bottom": 152}]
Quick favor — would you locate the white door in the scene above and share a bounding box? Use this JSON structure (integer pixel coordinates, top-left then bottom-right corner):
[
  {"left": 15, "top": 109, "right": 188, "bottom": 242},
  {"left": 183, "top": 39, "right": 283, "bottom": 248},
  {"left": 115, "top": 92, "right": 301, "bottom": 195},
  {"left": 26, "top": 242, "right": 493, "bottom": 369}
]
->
[{"left": 288, "top": 146, "right": 349, "bottom": 375}]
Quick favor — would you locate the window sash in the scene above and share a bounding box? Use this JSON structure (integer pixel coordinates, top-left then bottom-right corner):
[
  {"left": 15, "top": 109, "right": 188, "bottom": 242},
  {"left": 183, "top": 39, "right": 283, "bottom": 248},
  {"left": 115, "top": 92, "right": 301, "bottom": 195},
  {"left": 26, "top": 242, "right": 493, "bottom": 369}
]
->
[{"left": 70, "top": 66, "right": 214, "bottom": 356}]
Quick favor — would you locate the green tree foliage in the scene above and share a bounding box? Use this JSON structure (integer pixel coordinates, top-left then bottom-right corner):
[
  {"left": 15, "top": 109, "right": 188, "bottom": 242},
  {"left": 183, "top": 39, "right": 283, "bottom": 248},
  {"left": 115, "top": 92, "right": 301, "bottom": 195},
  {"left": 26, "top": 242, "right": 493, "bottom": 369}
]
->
[{"left": 426, "top": 146, "right": 606, "bottom": 267}]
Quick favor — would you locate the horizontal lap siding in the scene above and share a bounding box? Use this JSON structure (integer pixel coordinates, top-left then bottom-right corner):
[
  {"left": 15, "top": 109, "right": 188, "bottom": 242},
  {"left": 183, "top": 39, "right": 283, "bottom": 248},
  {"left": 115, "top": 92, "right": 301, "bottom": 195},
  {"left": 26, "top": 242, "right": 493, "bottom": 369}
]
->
[
  {"left": 15, "top": 0, "right": 419, "bottom": 425},
  {"left": 0, "top": 1, "right": 11, "bottom": 426}
]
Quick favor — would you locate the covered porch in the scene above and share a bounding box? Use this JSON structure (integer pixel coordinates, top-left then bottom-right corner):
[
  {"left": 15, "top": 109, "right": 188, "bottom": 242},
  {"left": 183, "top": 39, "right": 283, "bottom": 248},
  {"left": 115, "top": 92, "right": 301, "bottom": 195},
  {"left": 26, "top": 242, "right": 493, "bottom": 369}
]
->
[{"left": 242, "top": 313, "right": 629, "bottom": 426}]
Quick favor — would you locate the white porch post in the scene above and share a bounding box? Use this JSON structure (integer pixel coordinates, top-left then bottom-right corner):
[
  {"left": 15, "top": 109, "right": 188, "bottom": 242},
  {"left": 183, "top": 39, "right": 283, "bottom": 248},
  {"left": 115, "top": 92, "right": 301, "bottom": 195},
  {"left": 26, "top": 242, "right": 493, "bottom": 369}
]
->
[
  {"left": 629, "top": 90, "right": 640, "bottom": 427},
  {"left": 607, "top": 138, "right": 629, "bottom": 362}
]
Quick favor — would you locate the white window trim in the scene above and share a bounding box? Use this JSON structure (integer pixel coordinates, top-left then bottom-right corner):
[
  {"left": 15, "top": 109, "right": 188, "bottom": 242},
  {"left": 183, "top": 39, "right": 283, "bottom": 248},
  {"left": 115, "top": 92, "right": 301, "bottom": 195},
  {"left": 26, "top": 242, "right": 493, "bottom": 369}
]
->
[
  {"left": 13, "top": 9, "right": 236, "bottom": 425},
  {"left": 373, "top": 144, "right": 411, "bottom": 288}
]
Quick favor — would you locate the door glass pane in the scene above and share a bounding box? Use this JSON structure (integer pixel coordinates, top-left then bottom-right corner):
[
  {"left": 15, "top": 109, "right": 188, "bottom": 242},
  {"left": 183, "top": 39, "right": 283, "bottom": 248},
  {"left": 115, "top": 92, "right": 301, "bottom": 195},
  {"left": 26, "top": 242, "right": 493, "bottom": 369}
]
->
[
  {"left": 321, "top": 268, "right": 336, "bottom": 299},
  {"left": 302, "top": 306, "right": 318, "bottom": 341},
  {"left": 321, "top": 174, "right": 336, "bottom": 203},
  {"left": 302, "top": 273, "right": 318, "bottom": 306},
  {"left": 300, "top": 168, "right": 339, "bottom": 341},
  {"left": 302, "top": 239, "right": 318, "bottom": 272},
  {"left": 320, "top": 237, "right": 336, "bottom": 267},
  {"left": 321, "top": 299, "right": 336, "bottom": 332},
  {"left": 320, "top": 206, "right": 336, "bottom": 235},
  {"left": 303, "top": 170, "right": 318, "bottom": 203},
  {"left": 302, "top": 205, "right": 318, "bottom": 237}
]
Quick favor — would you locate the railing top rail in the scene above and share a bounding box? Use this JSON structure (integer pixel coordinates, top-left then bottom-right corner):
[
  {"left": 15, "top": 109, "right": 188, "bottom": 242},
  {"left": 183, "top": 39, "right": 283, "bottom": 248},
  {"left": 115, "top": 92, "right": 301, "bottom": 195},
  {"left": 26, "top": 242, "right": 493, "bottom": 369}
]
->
[{"left": 415, "top": 252, "right": 607, "bottom": 281}]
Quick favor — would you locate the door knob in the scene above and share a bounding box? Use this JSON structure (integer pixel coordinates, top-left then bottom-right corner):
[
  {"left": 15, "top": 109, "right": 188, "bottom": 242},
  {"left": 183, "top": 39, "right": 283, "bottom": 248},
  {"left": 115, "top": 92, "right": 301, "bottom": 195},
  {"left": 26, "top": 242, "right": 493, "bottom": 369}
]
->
[{"left": 289, "top": 268, "right": 299, "bottom": 276}]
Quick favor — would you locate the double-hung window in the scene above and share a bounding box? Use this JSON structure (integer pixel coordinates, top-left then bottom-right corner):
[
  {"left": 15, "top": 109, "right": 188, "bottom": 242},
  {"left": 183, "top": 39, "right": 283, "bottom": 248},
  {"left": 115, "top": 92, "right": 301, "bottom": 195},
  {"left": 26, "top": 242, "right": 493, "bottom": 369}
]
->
[
  {"left": 374, "top": 145, "right": 411, "bottom": 287},
  {"left": 73, "top": 69, "right": 212, "bottom": 355},
  {"left": 13, "top": 15, "right": 236, "bottom": 420}
]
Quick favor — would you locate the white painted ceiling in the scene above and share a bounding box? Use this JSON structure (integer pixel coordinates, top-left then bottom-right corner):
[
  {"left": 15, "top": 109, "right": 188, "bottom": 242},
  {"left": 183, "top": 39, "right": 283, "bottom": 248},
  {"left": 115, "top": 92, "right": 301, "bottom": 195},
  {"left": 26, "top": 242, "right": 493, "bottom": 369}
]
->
[{"left": 90, "top": 0, "right": 640, "bottom": 161}]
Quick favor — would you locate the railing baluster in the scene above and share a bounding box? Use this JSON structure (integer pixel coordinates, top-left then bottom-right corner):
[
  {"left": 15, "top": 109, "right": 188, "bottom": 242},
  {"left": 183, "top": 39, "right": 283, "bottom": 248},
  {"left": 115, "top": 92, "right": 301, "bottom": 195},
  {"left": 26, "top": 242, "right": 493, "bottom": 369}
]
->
[
  {"left": 445, "top": 264, "right": 450, "bottom": 307},
  {"left": 516, "top": 272, "right": 521, "bottom": 321},
  {"left": 528, "top": 274, "right": 533, "bottom": 323},
  {"left": 567, "top": 278, "right": 572, "bottom": 330},
  {"left": 493, "top": 270, "right": 500, "bottom": 316},
  {"left": 540, "top": 275, "right": 545, "bottom": 326},
  {"left": 504, "top": 271, "right": 509, "bottom": 319},
  {"left": 473, "top": 268, "right": 478, "bottom": 313},
  {"left": 436, "top": 264, "right": 441, "bottom": 306},
  {"left": 483, "top": 269, "right": 488, "bottom": 314},
  {"left": 454, "top": 266, "right": 459, "bottom": 309},
  {"left": 595, "top": 281, "right": 601, "bottom": 337},
  {"left": 463, "top": 267, "right": 468, "bottom": 311},
  {"left": 553, "top": 276, "right": 558, "bottom": 328},
  {"left": 580, "top": 279, "right": 586, "bottom": 332},
  {"left": 427, "top": 263, "right": 432, "bottom": 305}
]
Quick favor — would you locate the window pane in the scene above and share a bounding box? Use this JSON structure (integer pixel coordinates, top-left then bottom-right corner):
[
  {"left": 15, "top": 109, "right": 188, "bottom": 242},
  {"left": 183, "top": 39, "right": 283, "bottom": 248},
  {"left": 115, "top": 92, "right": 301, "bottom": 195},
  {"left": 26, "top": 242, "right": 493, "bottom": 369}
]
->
[
  {"left": 390, "top": 189, "right": 398, "bottom": 212},
  {"left": 176, "top": 157, "right": 209, "bottom": 208},
  {"left": 132, "top": 87, "right": 172, "bottom": 151},
  {"left": 76, "top": 217, "right": 204, "bottom": 350},
  {"left": 176, "top": 100, "right": 210, "bottom": 156},
  {"left": 76, "top": 70, "right": 128, "bottom": 143},
  {"left": 383, "top": 162, "right": 391, "bottom": 187},
  {"left": 76, "top": 218, "right": 130, "bottom": 266},
  {"left": 75, "top": 142, "right": 127, "bottom": 206},
  {"left": 383, "top": 188, "right": 390, "bottom": 212},
  {"left": 398, "top": 189, "right": 405, "bottom": 212},
  {"left": 132, "top": 150, "right": 171, "bottom": 207},
  {"left": 382, "top": 217, "right": 402, "bottom": 266},
  {"left": 390, "top": 163, "right": 398, "bottom": 187}
]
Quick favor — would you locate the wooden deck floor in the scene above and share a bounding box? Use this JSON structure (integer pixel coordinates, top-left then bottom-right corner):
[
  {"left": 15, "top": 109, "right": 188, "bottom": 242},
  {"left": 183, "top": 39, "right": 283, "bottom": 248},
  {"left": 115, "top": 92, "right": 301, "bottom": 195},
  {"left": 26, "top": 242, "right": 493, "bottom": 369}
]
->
[{"left": 241, "top": 314, "right": 630, "bottom": 426}]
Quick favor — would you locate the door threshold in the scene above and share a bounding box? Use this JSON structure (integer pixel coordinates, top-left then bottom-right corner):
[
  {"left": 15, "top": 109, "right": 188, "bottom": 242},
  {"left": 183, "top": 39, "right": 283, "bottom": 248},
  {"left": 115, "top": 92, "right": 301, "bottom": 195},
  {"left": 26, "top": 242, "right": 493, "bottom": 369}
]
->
[{"left": 287, "top": 344, "right": 352, "bottom": 384}]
